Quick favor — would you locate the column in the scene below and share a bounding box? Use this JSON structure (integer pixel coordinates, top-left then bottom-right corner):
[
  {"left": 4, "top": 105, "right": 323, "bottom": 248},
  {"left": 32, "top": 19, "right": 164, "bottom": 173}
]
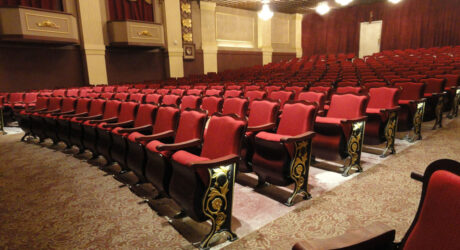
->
[
  {"left": 163, "top": 0, "right": 184, "bottom": 78},
  {"left": 200, "top": 1, "right": 218, "bottom": 74},
  {"left": 258, "top": 17, "right": 273, "bottom": 65},
  {"left": 76, "top": 0, "right": 108, "bottom": 85},
  {"left": 294, "top": 13, "right": 303, "bottom": 58}
]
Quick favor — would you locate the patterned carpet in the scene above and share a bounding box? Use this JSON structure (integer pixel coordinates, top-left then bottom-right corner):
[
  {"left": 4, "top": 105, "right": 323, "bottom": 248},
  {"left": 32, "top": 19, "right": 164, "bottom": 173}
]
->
[{"left": 0, "top": 117, "right": 459, "bottom": 249}]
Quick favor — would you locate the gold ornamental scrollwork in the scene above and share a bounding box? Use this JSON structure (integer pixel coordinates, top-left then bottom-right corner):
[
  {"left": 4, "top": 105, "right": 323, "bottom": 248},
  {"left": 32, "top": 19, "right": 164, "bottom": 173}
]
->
[
  {"left": 200, "top": 164, "right": 237, "bottom": 249},
  {"left": 409, "top": 101, "right": 425, "bottom": 142},
  {"left": 344, "top": 121, "right": 365, "bottom": 176},
  {"left": 286, "top": 140, "right": 312, "bottom": 206},
  {"left": 36, "top": 20, "right": 59, "bottom": 29},
  {"left": 138, "top": 30, "right": 153, "bottom": 37},
  {"left": 381, "top": 111, "right": 398, "bottom": 157},
  {"left": 433, "top": 95, "right": 444, "bottom": 130},
  {"left": 180, "top": 0, "right": 193, "bottom": 45}
]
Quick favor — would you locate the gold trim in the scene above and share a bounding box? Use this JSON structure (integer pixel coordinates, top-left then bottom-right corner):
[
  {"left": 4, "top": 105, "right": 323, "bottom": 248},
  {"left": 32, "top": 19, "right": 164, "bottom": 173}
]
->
[
  {"left": 408, "top": 101, "right": 425, "bottom": 142},
  {"left": 343, "top": 121, "right": 366, "bottom": 176},
  {"left": 129, "top": 24, "right": 162, "bottom": 41},
  {"left": 381, "top": 111, "right": 398, "bottom": 157},
  {"left": 25, "top": 12, "right": 70, "bottom": 34},
  {"left": 36, "top": 20, "right": 59, "bottom": 29},
  {"left": 137, "top": 30, "right": 152, "bottom": 37},
  {"left": 286, "top": 140, "right": 312, "bottom": 206}
]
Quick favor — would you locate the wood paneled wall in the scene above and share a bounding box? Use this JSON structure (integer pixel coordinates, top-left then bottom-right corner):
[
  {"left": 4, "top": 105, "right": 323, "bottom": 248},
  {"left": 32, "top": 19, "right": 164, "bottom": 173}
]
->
[{"left": 217, "top": 50, "right": 262, "bottom": 72}]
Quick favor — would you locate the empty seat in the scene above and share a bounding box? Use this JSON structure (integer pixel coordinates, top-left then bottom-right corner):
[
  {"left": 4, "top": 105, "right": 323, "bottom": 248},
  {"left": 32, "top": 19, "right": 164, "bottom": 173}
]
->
[
  {"left": 161, "top": 94, "right": 181, "bottom": 106},
  {"left": 269, "top": 90, "right": 295, "bottom": 110},
  {"left": 29, "top": 96, "right": 63, "bottom": 142},
  {"left": 394, "top": 82, "right": 426, "bottom": 142},
  {"left": 204, "top": 89, "right": 223, "bottom": 96},
  {"left": 252, "top": 101, "right": 317, "bottom": 206},
  {"left": 180, "top": 95, "right": 202, "bottom": 111},
  {"left": 312, "top": 94, "right": 368, "bottom": 176},
  {"left": 113, "top": 92, "right": 130, "bottom": 101},
  {"left": 56, "top": 98, "right": 91, "bottom": 148},
  {"left": 143, "top": 109, "right": 207, "bottom": 197},
  {"left": 145, "top": 93, "right": 163, "bottom": 104},
  {"left": 17, "top": 96, "right": 49, "bottom": 141},
  {"left": 297, "top": 91, "right": 326, "bottom": 113},
  {"left": 244, "top": 90, "right": 267, "bottom": 103},
  {"left": 42, "top": 97, "right": 77, "bottom": 144},
  {"left": 223, "top": 89, "right": 243, "bottom": 98},
  {"left": 168, "top": 114, "right": 247, "bottom": 249},
  {"left": 201, "top": 96, "right": 223, "bottom": 116},
  {"left": 421, "top": 78, "right": 445, "bottom": 129},
  {"left": 364, "top": 87, "right": 401, "bottom": 157},
  {"left": 222, "top": 97, "right": 249, "bottom": 118}
]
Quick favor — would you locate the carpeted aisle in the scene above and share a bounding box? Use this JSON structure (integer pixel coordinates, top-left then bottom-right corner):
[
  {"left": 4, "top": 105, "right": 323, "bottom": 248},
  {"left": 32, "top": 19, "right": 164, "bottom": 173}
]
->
[{"left": 0, "top": 117, "right": 459, "bottom": 249}]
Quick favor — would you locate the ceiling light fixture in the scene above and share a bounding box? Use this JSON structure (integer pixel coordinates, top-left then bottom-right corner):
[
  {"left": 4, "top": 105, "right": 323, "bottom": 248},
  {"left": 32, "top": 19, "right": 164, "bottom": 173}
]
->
[
  {"left": 335, "top": 0, "right": 353, "bottom": 6},
  {"left": 388, "top": 0, "right": 401, "bottom": 3},
  {"left": 316, "top": 1, "right": 330, "bottom": 15},
  {"left": 258, "top": 1, "right": 273, "bottom": 21}
]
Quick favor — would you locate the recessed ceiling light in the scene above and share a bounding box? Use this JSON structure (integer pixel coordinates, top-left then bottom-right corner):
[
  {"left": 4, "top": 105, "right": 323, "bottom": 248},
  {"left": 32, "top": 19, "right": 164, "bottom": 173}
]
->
[
  {"left": 316, "top": 1, "right": 330, "bottom": 15},
  {"left": 335, "top": 0, "right": 353, "bottom": 6}
]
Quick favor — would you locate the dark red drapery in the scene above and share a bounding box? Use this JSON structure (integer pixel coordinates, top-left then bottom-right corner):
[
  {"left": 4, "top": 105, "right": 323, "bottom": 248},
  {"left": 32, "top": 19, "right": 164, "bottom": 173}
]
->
[
  {"left": 108, "top": 0, "right": 154, "bottom": 22},
  {"left": 302, "top": 0, "right": 460, "bottom": 56},
  {"left": 0, "top": 0, "right": 62, "bottom": 11}
]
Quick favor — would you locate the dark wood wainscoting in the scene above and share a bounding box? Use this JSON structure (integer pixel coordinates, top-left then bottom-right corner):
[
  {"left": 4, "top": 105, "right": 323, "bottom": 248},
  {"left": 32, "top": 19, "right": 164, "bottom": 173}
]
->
[{"left": 217, "top": 50, "right": 262, "bottom": 72}]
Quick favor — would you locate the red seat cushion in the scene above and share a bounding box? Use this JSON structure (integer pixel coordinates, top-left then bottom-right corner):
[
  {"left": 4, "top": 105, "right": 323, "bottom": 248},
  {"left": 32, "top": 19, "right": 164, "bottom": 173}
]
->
[
  {"left": 146, "top": 140, "right": 173, "bottom": 157},
  {"left": 172, "top": 150, "right": 210, "bottom": 183},
  {"left": 255, "top": 131, "right": 285, "bottom": 142}
]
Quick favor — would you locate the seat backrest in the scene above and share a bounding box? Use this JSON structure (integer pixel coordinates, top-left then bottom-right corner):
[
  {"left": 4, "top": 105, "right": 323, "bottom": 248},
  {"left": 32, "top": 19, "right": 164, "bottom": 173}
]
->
[
  {"left": 204, "top": 89, "right": 222, "bottom": 97},
  {"left": 162, "top": 94, "right": 181, "bottom": 106},
  {"left": 102, "top": 100, "right": 121, "bottom": 119},
  {"left": 336, "top": 87, "right": 363, "bottom": 94},
  {"left": 101, "top": 92, "right": 115, "bottom": 100},
  {"left": 265, "top": 85, "right": 282, "bottom": 95},
  {"left": 226, "top": 85, "right": 242, "bottom": 90},
  {"left": 401, "top": 159, "right": 460, "bottom": 250},
  {"left": 297, "top": 91, "right": 326, "bottom": 110},
  {"left": 435, "top": 74, "right": 459, "bottom": 88},
  {"left": 8, "top": 92, "right": 24, "bottom": 103},
  {"left": 61, "top": 97, "right": 77, "bottom": 112},
  {"left": 116, "top": 86, "right": 129, "bottom": 92},
  {"left": 367, "top": 87, "right": 400, "bottom": 109},
  {"left": 113, "top": 92, "right": 129, "bottom": 101},
  {"left": 186, "top": 89, "right": 203, "bottom": 96},
  {"left": 245, "top": 85, "right": 261, "bottom": 91},
  {"left": 93, "top": 86, "right": 104, "bottom": 93},
  {"left": 118, "top": 102, "right": 138, "bottom": 122},
  {"left": 141, "top": 89, "right": 156, "bottom": 94},
  {"left": 75, "top": 98, "right": 91, "bottom": 114},
  {"left": 133, "top": 104, "right": 157, "bottom": 127},
  {"left": 309, "top": 86, "right": 331, "bottom": 96},
  {"left": 223, "top": 90, "right": 243, "bottom": 98},
  {"left": 52, "top": 89, "right": 66, "bottom": 97},
  {"left": 23, "top": 92, "right": 38, "bottom": 104},
  {"left": 128, "top": 93, "right": 145, "bottom": 103},
  {"left": 327, "top": 94, "right": 368, "bottom": 120},
  {"left": 200, "top": 114, "right": 247, "bottom": 159},
  {"left": 153, "top": 105, "right": 180, "bottom": 134},
  {"left": 337, "top": 81, "right": 359, "bottom": 87},
  {"left": 244, "top": 90, "right": 267, "bottom": 102},
  {"left": 66, "top": 89, "right": 80, "bottom": 97},
  {"left": 104, "top": 86, "right": 116, "bottom": 92},
  {"left": 128, "top": 88, "right": 140, "bottom": 94},
  {"left": 174, "top": 109, "right": 207, "bottom": 143},
  {"left": 87, "top": 92, "right": 101, "bottom": 99},
  {"left": 421, "top": 78, "right": 444, "bottom": 94},
  {"left": 222, "top": 97, "right": 249, "bottom": 118},
  {"left": 363, "top": 82, "right": 387, "bottom": 88},
  {"left": 391, "top": 78, "right": 412, "bottom": 84},
  {"left": 284, "top": 86, "right": 305, "bottom": 99},
  {"left": 269, "top": 90, "right": 295, "bottom": 109},
  {"left": 201, "top": 96, "right": 223, "bottom": 116},
  {"left": 88, "top": 99, "right": 106, "bottom": 116},
  {"left": 277, "top": 101, "right": 317, "bottom": 136},
  {"left": 247, "top": 99, "right": 279, "bottom": 127},
  {"left": 209, "top": 85, "right": 224, "bottom": 90},
  {"left": 145, "top": 93, "right": 163, "bottom": 104},
  {"left": 395, "top": 82, "right": 425, "bottom": 101},
  {"left": 156, "top": 88, "right": 171, "bottom": 95},
  {"left": 48, "top": 97, "right": 63, "bottom": 111},
  {"left": 34, "top": 96, "right": 49, "bottom": 110},
  {"left": 180, "top": 95, "right": 202, "bottom": 111},
  {"left": 171, "top": 88, "right": 185, "bottom": 96}
]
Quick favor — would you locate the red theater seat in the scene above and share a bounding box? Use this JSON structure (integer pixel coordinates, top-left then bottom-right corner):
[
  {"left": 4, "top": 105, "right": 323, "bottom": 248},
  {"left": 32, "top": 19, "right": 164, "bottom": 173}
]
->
[
  {"left": 312, "top": 94, "right": 368, "bottom": 176},
  {"left": 222, "top": 97, "right": 248, "bottom": 118},
  {"left": 421, "top": 78, "right": 446, "bottom": 129},
  {"left": 394, "top": 82, "right": 425, "bottom": 142},
  {"left": 252, "top": 101, "right": 317, "bottom": 206},
  {"left": 180, "top": 95, "right": 202, "bottom": 111},
  {"left": 201, "top": 96, "right": 223, "bottom": 117},
  {"left": 168, "top": 114, "right": 246, "bottom": 249}
]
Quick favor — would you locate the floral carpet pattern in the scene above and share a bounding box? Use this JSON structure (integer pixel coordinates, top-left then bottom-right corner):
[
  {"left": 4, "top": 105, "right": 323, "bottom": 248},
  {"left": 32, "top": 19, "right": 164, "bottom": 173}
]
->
[{"left": 0, "top": 117, "right": 459, "bottom": 249}]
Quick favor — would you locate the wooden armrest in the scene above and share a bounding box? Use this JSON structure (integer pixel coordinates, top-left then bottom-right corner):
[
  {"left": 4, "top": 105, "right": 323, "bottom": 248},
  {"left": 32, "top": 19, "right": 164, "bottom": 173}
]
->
[
  {"left": 156, "top": 138, "right": 201, "bottom": 151},
  {"left": 135, "top": 130, "right": 175, "bottom": 143},
  {"left": 281, "top": 131, "right": 316, "bottom": 143},
  {"left": 117, "top": 125, "right": 152, "bottom": 133},
  {"left": 246, "top": 123, "right": 276, "bottom": 132},
  {"left": 381, "top": 106, "right": 401, "bottom": 113},
  {"left": 53, "top": 110, "right": 75, "bottom": 116},
  {"left": 292, "top": 222, "right": 395, "bottom": 250},
  {"left": 39, "top": 109, "right": 60, "bottom": 114},
  {"left": 76, "top": 114, "right": 102, "bottom": 121},
  {"left": 88, "top": 117, "right": 118, "bottom": 124},
  {"left": 103, "top": 120, "right": 134, "bottom": 128},
  {"left": 411, "top": 172, "right": 423, "bottom": 182},
  {"left": 341, "top": 116, "right": 367, "bottom": 124},
  {"left": 63, "top": 112, "right": 88, "bottom": 118},
  {"left": 190, "top": 154, "right": 240, "bottom": 169}
]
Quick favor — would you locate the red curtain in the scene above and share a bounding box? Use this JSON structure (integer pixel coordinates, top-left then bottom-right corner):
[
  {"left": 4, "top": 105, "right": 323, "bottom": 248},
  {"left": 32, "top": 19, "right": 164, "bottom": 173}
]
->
[
  {"left": 302, "top": 0, "right": 460, "bottom": 56},
  {"left": 0, "top": 0, "right": 62, "bottom": 11},
  {"left": 108, "top": 0, "right": 154, "bottom": 22}
]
